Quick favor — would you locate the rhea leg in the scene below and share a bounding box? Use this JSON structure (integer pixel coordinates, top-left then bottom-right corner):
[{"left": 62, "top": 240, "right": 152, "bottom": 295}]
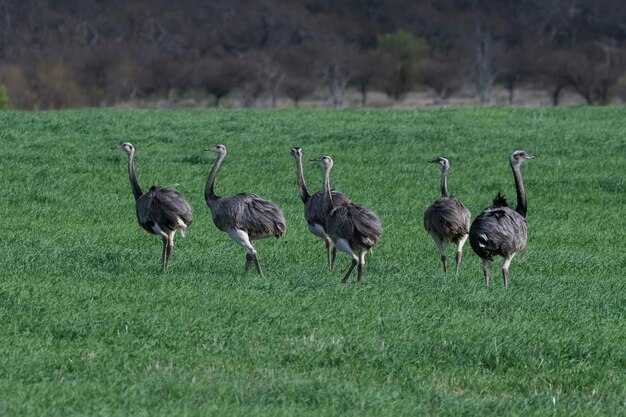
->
[
  {"left": 161, "top": 237, "right": 167, "bottom": 264},
  {"left": 429, "top": 232, "right": 447, "bottom": 273},
  {"left": 154, "top": 225, "right": 169, "bottom": 272},
  {"left": 482, "top": 258, "right": 491, "bottom": 287},
  {"left": 163, "top": 232, "right": 175, "bottom": 272},
  {"left": 244, "top": 252, "right": 264, "bottom": 276},
  {"left": 455, "top": 234, "right": 469, "bottom": 276},
  {"left": 335, "top": 238, "right": 358, "bottom": 284},
  {"left": 325, "top": 237, "right": 333, "bottom": 271},
  {"left": 342, "top": 257, "right": 358, "bottom": 284},
  {"left": 356, "top": 250, "right": 367, "bottom": 284},
  {"left": 502, "top": 253, "right": 516, "bottom": 289},
  {"left": 251, "top": 252, "right": 264, "bottom": 277},
  {"left": 228, "top": 229, "right": 263, "bottom": 277}
]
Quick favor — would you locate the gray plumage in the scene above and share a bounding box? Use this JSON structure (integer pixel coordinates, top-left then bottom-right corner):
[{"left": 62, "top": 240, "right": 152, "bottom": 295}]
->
[
  {"left": 469, "top": 149, "right": 534, "bottom": 288},
  {"left": 423, "top": 156, "right": 471, "bottom": 275},
  {"left": 205, "top": 144, "right": 286, "bottom": 276},
  {"left": 207, "top": 193, "right": 285, "bottom": 239},
  {"left": 326, "top": 203, "right": 382, "bottom": 251},
  {"left": 114, "top": 142, "right": 192, "bottom": 271},
  {"left": 290, "top": 147, "right": 350, "bottom": 270},
  {"left": 312, "top": 155, "right": 382, "bottom": 283},
  {"left": 469, "top": 194, "right": 528, "bottom": 260},
  {"left": 136, "top": 186, "right": 192, "bottom": 234}
]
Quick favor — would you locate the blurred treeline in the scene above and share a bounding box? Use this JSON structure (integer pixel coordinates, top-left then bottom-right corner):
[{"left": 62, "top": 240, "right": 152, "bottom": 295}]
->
[{"left": 0, "top": 0, "right": 625, "bottom": 109}]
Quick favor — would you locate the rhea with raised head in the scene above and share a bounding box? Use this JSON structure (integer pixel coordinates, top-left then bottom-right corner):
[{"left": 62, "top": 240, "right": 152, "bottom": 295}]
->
[
  {"left": 469, "top": 149, "right": 534, "bottom": 288},
  {"left": 311, "top": 155, "right": 382, "bottom": 283},
  {"left": 205, "top": 144, "right": 286, "bottom": 276},
  {"left": 423, "top": 156, "right": 471, "bottom": 275},
  {"left": 290, "top": 147, "right": 350, "bottom": 270},
  {"left": 113, "top": 142, "right": 192, "bottom": 271}
]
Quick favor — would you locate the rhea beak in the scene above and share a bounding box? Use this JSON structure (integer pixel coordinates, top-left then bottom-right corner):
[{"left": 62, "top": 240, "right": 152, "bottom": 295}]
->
[
  {"left": 427, "top": 159, "right": 438, "bottom": 164},
  {"left": 528, "top": 155, "right": 535, "bottom": 159},
  {"left": 111, "top": 144, "right": 122, "bottom": 150}
]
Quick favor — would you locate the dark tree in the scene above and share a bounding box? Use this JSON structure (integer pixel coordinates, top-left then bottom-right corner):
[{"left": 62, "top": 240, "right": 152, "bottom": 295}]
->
[
  {"left": 193, "top": 57, "right": 241, "bottom": 107},
  {"left": 277, "top": 46, "right": 317, "bottom": 107},
  {"left": 419, "top": 50, "right": 465, "bottom": 104},
  {"left": 350, "top": 49, "right": 386, "bottom": 106},
  {"left": 377, "top": 30, "right": 427, "bottom": 100},
  {"left": 566, "top": 41, "right": 625, "bottom": 105}
]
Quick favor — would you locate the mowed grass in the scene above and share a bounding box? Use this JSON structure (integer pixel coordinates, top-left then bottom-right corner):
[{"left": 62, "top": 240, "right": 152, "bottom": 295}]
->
[{"left": 0, "top": 107, "right": 624, "bottom": 416}]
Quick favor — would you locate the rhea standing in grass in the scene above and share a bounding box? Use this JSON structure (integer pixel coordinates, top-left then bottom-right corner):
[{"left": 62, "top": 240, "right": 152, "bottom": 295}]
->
[
  {"left": 205, "top": 144, "right": 286, "bottom": 277},
  {"left": 290, "top": 147, "right": 350, "bottom": 270},
  {"left": 312, "top": 155, "right": 381, "bottom": 284},
  {"left": 113, "top": 142, "right": 192, "bottom": 272},
  {"left": 423, "top": 156, "right": 471, "bottom": 276},
  {"left": 469, "top": 149, "right": 534, "bottom": 288}
]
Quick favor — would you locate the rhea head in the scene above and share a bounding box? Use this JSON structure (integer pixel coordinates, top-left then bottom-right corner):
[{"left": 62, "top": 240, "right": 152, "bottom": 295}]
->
[
  {"left": 428, "top": 156, "right": 450, "bottom": 171},
  {"left": 290, "top": 147, "right": 303, "bottom": 159},
  {"left": 509, "top": 149, "right": 534, "bottom": 165},
  {"left": 207, "top": 144, "right": 228, "bottom": 156},
  {"left": 113, "top": 141, "right": 135, "bottom": 155},
  {"left": 311, "top": 154, "right": 333, "bottom": 168}
]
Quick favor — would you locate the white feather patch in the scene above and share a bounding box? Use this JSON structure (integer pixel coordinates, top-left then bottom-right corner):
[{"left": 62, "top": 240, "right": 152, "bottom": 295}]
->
[{"left": 478, "top": 233, "right": 488, "bottom": 248}]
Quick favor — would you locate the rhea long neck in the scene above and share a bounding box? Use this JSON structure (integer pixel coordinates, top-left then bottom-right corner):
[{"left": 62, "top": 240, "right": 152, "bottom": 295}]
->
[
  {"left": 439, "top": 166, "right": 450, "bottom": 198},
  {"left": 511, "top": 160, "right": 527, "bottom": 218},
  {"left": 295, "top": 155, "right": 310, "bottom": 204},
  {"left": 205, "top": 152, "right": 225, "bottom": 202},
  {"left": 322, "top": 164, "right": 334, "bottom": 209},
  {"left": 127, "top": 150, "right": 143, "bottom": 201}
]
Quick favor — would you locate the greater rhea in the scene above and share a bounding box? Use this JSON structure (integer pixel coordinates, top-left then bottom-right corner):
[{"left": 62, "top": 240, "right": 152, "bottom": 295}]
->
[
  {"left": 312, "top": 155, "right": 382, "bottom": 283},
  {"left": 469, "top": 149, "right": 534, "bottom": 288},
  {"left": 423, "top": 156, "right": 471, "bottom": 275},
  {"left": 205, "top": 144, "right": 286, "bottom": 276},
  {"left": 290, "top": 147, "right": 350, "bottom": 270},
  {"left": 113, "top": 142, "right": 192, "bottom": 271}
]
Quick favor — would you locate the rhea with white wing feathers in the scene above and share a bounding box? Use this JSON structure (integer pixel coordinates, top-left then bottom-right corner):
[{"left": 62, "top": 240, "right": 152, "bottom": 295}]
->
[
  {"left": 423, "top": 156, "right": 471, "bottom": 275},
  {"left": 113, "top": 142, "right": 192, "bottom": 271},
  {"left": 290, "top": 147, "right": 350, "bottom": 270},
  {"left": 469, "top": 149, "right": 534, "bottom": 288},
  {"left": 205, "top": 144, "right": 286, "bottom": 277}
]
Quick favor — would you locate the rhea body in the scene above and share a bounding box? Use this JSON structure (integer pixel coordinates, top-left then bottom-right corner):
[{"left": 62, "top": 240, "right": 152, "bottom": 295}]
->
[
  {"left": 469, "top": 149, "right": 534, "bottom": 288},
  {"left": 205, "top": 144, "right": 286, "bottom": 276},
  {"left": 423, "top": 156, "right": 471, "bottom": 275},
  {"left": 312, "top": 155, "right": 382, "bottom": 283},
  {"left": 290, "top": 147, "right": 350, "bottom": 270},
  {"left": 114, "top": 142, "right": 192, "bottom": 271}
]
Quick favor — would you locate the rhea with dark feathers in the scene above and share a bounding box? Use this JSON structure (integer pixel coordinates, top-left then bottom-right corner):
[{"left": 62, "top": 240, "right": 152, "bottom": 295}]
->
[
  {"left": 469, "top": 149, "right": 534, "bottom": 288},
  {"left": 290, "top": 147, "right": 350, "bottom": 270},
  {"left": 312, "top": 155, "right": 382, "bottom": 283},
  {"left": 113, "top": 142, "right": 192, "bottom": 271},
  {"left": 205, "top": 144, "right": 286, "bottom": 276},
  {"left": 423, "top": 157, "right": 471, "bottom": 275}
]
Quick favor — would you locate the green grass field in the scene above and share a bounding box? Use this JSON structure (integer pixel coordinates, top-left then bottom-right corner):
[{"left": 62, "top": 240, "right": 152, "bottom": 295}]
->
[{"left": 0, "top": 107, "right": 625, "bottom": 416}]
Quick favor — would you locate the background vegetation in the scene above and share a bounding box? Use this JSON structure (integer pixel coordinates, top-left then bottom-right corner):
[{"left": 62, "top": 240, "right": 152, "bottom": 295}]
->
[
  {"left": 1, "top": 0, "right": 626, "bottom": 109},
  {"left": 0, "top": 107, "right": 624, "bottom": 416}
]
